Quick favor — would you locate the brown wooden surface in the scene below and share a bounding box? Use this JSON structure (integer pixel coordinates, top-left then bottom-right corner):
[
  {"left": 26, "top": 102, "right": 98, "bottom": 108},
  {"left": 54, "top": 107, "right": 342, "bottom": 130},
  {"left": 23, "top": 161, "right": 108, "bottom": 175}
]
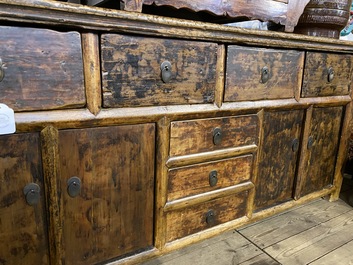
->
[
  {"left": 169, "top": 115, "right": 259, "bottom": 157},
  {"left": 167, "top": 155, "right": 253, "bottom": 201},
  {"left": 101, "top": 34, "right": 217, "bottom": 107},
  {"left": 0, "top": 26, "right": 85, "bottom": 112},
  {"left": 166, "top": 190, "right": 248, "bottom": 242},
  {"left": 298, "top": 107, "right": 343, "bottom": 197},
  {"left": 302, "top": 52, "right": 353, "bottom": 97},
  {"left": 225, "top": 46, "right": 304, "bottom": 102},
  {"left": 255, "top": 109, "right": 304, "bottom": 211},
  {"left": 0, "top": 133, "right": 48, "bottom": 265},
  {"left": 58, "top": 124, "right": 155, "bottom": 264}
]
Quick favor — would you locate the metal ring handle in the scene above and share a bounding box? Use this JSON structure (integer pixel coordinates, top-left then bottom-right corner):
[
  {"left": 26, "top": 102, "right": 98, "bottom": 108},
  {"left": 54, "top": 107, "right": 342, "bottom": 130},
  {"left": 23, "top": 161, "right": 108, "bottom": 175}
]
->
[
  {"left": 0, "top": 58, "right": 5, "bottom": 82},
  {"left": 160, "top": 61, "right": 172, "bottom": 83},
  {"left": 23, "top": 183, "right": 41, "bottom": 206},
  {"left": 67, "top": 176, "right": 81, "bottom": 198},
  {"left": 327, "top": 67, "right": 334, "bottom": 83}
]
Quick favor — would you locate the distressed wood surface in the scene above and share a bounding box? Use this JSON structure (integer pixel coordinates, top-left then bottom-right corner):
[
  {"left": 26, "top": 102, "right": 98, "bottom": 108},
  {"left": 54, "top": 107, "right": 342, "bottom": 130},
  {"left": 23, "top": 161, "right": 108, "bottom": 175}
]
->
[
  {"left": 225, "top": 46, "right": 304, "bottom": 102},
  {"left": 255, "top": 109, "right": 304, "bottom": 211},
  {"left": 101, "top": 34, "right": 217, "bottom": 107},
  {"left": 0, "top": 133, "right": 48, "bottom": 265},
  {"left": 58, "top": 124, "right": 155, "bottom": 264},
  {"left": 302, "top": 52, "right": 353, "bottom": 97},
  {"left": 0, "top": 26, "right": 85, "bottom": 112},
  {"left": 169, "top": 115, "right": 259, "bottom": 157},
  {"left": 298, "top": 107, "right": 343, "bottom": 197},
  {"left": 166, "top": 191, "right": 248, "bottom": 242},
  {"left": 167, "top": 155, "right": 253, "bottom": 201},
  {"left": 82, "top": 33, "right": 101, "bottom": 115}
]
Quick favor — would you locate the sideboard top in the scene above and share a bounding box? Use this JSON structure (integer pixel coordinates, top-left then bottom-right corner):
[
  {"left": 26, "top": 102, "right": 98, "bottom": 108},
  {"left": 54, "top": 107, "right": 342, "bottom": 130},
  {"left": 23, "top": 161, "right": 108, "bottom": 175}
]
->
[{"left": 1, "top": 0, "right": 353, "bottom": 53}]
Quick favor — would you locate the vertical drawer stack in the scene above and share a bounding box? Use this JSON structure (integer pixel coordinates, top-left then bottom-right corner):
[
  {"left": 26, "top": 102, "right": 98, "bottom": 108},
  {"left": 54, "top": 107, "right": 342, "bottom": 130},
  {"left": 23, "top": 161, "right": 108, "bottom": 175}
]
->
[{"left": 164, "top": 115, "right": 259, "bottom": 242}]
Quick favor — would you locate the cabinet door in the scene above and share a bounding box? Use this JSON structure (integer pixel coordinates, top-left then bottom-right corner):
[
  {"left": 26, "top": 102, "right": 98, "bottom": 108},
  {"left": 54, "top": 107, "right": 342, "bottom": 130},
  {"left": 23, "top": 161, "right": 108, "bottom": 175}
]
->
[
  {"left": 58, "top": 124, "right": 155, "bottom": 265},
  {"left": 255, "top": 110, "right": 304, "bottom": 211},
  {"left": 296, "top": 107, "right": 343, "bottom": 197},
  {"left": 0, "top": 133, "right": 49, "bottom": 264}
]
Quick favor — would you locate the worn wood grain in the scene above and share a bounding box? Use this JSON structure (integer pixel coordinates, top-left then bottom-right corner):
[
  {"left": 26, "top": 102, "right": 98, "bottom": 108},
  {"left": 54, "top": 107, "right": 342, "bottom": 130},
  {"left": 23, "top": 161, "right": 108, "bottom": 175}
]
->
[
  {"left": 299, "top": 107, "right": 343, "bottom": 197},
  {"left": 82, "top": 32, "right": 101, "bottom": 115},
  {"left": 225, "top": 46, "right": 304, "bottom": 102},
  {"left": 101, "top": 34, "right": 217, "bottom": 107},
  {"left": 167, "top": 155, "right": 253, "bottom": 201},
  {"left": 0, "top": 26, "right": 85, "bottom": 112},
  {"left": 302, "top": 52, "right": 353, "bottom": 97},
  {"left": 58, "top": 124, "right": 155, "bottom": 264},
  {"left": 214, "top": 44, "right": 225, "bottom": 108},
  {"left": 255, "top": 109, "right": 304, "bottom": 211},
  {"left": 170, "top": 115, "right": 259, "bottom": 157},
  {"left": 166, "top": 191, "right": 248, "bottom": 242},
  {"left": 0, "top": 133, "right": 49, "bottom": 265},
  {"left": 41, "top": 126, "right": 63, "bottom": 265}
]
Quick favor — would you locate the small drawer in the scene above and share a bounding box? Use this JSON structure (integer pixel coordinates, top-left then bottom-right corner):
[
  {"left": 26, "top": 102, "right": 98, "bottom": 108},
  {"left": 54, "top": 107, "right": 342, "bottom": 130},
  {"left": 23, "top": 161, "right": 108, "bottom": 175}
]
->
[
  {"left": 169, "top": 115, "right": 259, "bottom": 157},
  {"left": 168, "top": 155, "right": 253, "bottom": 201},
  {"left": 302, "top": 52, "right": 353, "bottom": 97},
  {"left": 101, "top": 34, "right": 218, "bottom": 107},
  {"left": 165, "top": 190, "right": 249, "bottom": 242},
  {"left": 0, "top": 26, "right": 85, "bottom": 112},
  {"left": 224, "top": 46, "right": 304, "bottom": 102}
]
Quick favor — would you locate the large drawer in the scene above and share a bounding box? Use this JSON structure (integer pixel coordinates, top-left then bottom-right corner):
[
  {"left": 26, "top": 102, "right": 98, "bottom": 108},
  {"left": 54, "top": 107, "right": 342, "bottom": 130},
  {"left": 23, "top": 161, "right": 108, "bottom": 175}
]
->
[
  {"left": 165, "top": 190, "right": 249, "bottom": 242},
  {"left": 0, "top": 26, "right": 85, "bottom": 112},
  {"left": 101, "top": 34, "right": 218, "bottom": 107},
  {"left": 225, "top": 46, "right": 304, "bottom": 102},
  {"left": 301, "top": 52, "right": 353, "bottom": 97},
  {"left": 168, "top": 155, "right": 253, "bottom": 201},
  {"left": 169, "top": 115, "right": 259, "bottom": 157}
]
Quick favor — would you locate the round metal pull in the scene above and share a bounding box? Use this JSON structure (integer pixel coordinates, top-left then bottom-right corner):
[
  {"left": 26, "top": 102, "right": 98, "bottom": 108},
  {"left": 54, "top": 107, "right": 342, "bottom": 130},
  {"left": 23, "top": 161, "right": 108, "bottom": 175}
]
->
[
  {"left": 292, "top": 138, "right": 299, "bottom": 152},
  {"left": 0, "top": 58, "right": 5, "bottom": 82},
  {"left": 213, "top": 128, "right": 222, "bottom": 145},
  {"left": 160, "top": 61, "right": 172, "bottom": 83},
  {"left": 261, "top": 66, "right": 270, "bottom": 83},
  {"left": 307, "top": 135, "right": 314, "bottom": 149},
  {"left": 67, "top": 176, "right": 81, "bottom": 198},
  {"left": 209, "top": 170, "right": 218, "bottom": 187},
  {"left": 206, "top": 210, "right": 216, "bottom": 225},
  {"left": 327, "top": 67, "right": 334, "bottom": 83},
  {"left": 23, "top": 183, "right": 40, "bottom": 206}
]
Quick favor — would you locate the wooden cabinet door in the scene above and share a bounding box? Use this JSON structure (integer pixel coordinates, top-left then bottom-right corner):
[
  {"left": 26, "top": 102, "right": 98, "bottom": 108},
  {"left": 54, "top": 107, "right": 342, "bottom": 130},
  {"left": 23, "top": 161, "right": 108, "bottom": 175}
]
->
[
  {"left": 255, "top": 110, "right": 304, "bottom": 211},
  {"left": 58, "top": 124, "right": 155, "bottom": 265},
  {"left": 0, "top": 133, "right": 49, "bottom": 265},
  {"left": 296, "top": 107, "right": 343, "bottom": 198}
]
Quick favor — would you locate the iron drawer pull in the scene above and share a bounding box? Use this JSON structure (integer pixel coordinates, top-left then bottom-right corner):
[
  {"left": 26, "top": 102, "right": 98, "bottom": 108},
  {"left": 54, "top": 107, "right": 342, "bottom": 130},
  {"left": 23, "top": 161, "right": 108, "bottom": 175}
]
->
[
  {"left": 67, "top": 176, "right": 81, "bottom": 198},
  {"left": 327, "top": 67, "right": 334, "bottom": 83},
  {"left": 0, "top": 58, "right": 4, "bottom": 82},
  {"left": 23, "top": 183, "right": 40, "bottom": 206},
  {"left": 160, "top": 61, "right": 172, "bottom": 83}
]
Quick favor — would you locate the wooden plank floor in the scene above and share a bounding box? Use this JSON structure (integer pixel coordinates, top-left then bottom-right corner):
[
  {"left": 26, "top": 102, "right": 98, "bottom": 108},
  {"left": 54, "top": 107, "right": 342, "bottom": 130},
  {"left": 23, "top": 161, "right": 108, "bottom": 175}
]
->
[{"left": 142, "top": 176, "right": 353, "bottom": 265}]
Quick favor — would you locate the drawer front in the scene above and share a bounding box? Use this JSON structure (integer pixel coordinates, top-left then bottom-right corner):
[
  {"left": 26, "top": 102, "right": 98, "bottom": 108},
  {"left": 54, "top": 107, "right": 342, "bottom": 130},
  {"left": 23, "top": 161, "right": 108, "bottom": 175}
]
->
[
  {"left": 170, "top": 115, "right": 259, "bottom": 157},
  {"left": 166, "top": 191, "right": 248, "bottom": 242},
  {"left": 225, "top": 46, "right": 304, "bottom": 101},
  {"left": 0, "top": 26, "right": 85, "bottom": 111},
  {"left": 101, "top": 34, "right": 217, "bottom": 107},
  {"left": 302, "top": 52, "right": 353, "bottom": 97},
  {"left": 168, "top": 155, "right": 253, "bottom": 201}
]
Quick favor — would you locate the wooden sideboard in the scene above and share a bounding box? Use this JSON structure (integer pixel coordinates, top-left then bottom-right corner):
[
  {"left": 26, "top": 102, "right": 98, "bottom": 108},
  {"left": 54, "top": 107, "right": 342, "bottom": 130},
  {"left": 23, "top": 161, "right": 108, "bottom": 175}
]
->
[{"left": 0, "top": 1, "right": 353, "bottom": 264}]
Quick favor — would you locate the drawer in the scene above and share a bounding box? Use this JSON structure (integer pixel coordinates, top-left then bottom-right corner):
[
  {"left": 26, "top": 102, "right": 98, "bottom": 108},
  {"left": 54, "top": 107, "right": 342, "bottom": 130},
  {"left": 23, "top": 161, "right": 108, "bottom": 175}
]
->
[
  {"left": 101, "top": 34, "right": 218, "bottom": 107},
  {"left": 165, "top": 190, "right": 249, "bottom": 242},
  {"left": 0, "top": 26, "right": 85, "bottom": 112},
  {"left": 302, "top": 52, "right": 353, "bottom": 97},
  {"left": 168, "top": 155, "right": 253, "bottom": 201},
  {"left": 169, "top": 115, "right": 259, "bottom": 157},
  {"left": 225, "top": 46, "right": 304, "bottom": 101}
]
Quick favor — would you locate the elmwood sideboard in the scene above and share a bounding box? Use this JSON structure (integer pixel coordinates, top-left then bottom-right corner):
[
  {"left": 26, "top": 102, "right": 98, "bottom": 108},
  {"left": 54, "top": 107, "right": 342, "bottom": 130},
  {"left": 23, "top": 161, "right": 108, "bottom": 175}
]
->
[{"left": 0, "top": 1, "right": 353, "bottom": 265}]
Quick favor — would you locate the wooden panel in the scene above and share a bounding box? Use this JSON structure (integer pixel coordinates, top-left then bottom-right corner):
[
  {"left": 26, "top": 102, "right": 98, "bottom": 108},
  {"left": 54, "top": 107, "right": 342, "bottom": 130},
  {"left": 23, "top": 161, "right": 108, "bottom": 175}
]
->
[
  {"left": 101, "top": 34, "right": 217, "bottom": 107},
  {"left": 0, "top": 133, "right": 49, "bottom": 265},
  {"left": 300, "top": 107, "right": 343, "bottom": 196},
  {"left": 168, "top": 155, "right": 253, "bottom": 201},
  {"left": 0, "top": 26, "right": 85, "bottom": 111},
  {"left": 166, "top": 191, "right": 248, "bottom": 242},
  {"left": 302, "top": 52, "right": 353, "bottom": 97},
  {"left": 170, "top": 115, "right": 259, "bottom": 157},
  {"left": 58, "top": 124, "right": 155, "bottom": 264},
  {"left": 255, "top": 110, "right": 304, "bottom": 211},
  {"left": 225, "top": 46, "right": 304, "bottom": 102}
]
